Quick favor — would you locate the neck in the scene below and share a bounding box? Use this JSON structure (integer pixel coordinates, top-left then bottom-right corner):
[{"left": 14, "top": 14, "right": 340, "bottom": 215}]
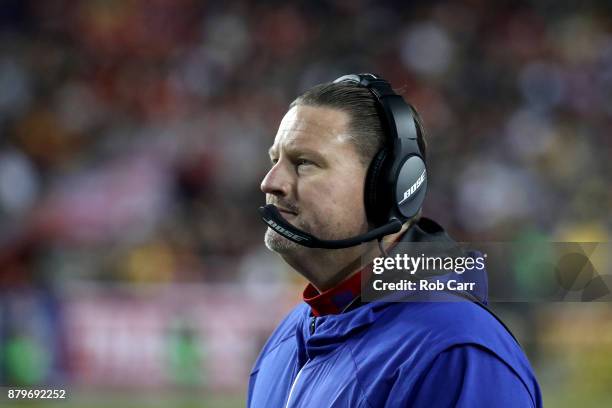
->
[{"left": 281, "top": 225, "right": 409, "bottom": 292}]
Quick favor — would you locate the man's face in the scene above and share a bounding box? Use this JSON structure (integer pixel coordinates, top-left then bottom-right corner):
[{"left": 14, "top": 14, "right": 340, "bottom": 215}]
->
[{"left": 261, "top": 105, "right": 369, "bottom": 253}]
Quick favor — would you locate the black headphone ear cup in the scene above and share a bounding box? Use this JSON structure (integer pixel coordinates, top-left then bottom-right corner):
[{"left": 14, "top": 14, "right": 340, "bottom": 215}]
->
[
  {"left": 395, "top": 155, "right": 427, "bottom": 219},
  {"left": 364, "top": 149, "right": 390, "bottom": 225}
]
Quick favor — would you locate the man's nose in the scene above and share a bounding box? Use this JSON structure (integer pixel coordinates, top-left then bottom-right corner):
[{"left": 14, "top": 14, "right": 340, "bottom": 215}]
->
[{"left": 260, "top": 162, "right": 292, "bottom": 197}]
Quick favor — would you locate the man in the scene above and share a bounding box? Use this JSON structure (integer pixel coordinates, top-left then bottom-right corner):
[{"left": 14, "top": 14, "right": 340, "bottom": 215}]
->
[{"left": 248, "top": 74, "right": 542, "bottom": 407}]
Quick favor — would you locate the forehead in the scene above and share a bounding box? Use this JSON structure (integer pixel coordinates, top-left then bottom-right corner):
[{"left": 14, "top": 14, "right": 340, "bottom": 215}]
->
[{"left": 269, "top": 105, "right": 353, "bottom": 154}]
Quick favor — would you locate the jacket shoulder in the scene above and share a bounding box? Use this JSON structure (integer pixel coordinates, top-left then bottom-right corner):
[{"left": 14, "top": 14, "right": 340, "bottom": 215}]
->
[
  {"left": 355, "top": 301, "right": 535, "bottom": 383},
  {"left": 376, "top": 300, "right": 516, "bottom": 348},
  {"left": 250, "top": 302, "right": 308, "bottom": 373}
]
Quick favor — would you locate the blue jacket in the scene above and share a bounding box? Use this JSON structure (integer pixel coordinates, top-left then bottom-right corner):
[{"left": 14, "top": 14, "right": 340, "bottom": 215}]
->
[{"left": 248, "top": 220, "right": 542, "bottom": 407}]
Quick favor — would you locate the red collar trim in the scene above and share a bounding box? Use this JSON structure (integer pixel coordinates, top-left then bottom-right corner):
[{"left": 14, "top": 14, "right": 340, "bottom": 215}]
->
[
  {"left": 303, "top": 269, "right": 362, "bottom": 317},
  {"left": 303, "top": 235, "right": 404, "bottom": 317}
]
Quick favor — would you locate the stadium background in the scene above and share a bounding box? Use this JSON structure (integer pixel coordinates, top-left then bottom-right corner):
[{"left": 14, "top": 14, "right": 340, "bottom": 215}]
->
[{"left": 0, "top": 0, "right": 611, "bottom": 406}]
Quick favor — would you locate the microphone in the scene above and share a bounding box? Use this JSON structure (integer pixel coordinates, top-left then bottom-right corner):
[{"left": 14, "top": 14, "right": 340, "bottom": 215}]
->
[{"left": 258, "top": 204, "right": 403, "bottom": 249}]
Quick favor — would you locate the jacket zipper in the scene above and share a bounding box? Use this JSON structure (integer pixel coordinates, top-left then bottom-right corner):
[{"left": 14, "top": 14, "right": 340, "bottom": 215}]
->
[
  {"left": 309, "top": 316, "right": 316, "bottom": 334},
  {"left": 286, "top": 316, "right": 316, "bottom": 408},
  {"left": 285, "top": 361, "right": 307, "bottom": 408}
]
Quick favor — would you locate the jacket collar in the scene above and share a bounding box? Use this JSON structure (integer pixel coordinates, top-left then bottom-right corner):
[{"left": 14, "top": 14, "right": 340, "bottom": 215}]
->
[
  {"left": 302, "top": 268, "right": 363, "bottom": 317},
  {"left": 394, "top": 217, "right": 488, "bottom": 304}
]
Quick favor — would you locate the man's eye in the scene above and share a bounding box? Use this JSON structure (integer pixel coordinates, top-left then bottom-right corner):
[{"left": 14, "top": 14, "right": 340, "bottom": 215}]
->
[
  {"left": 296, "top": 159, "right": 313, "bottom": 168},
  {"left": 270, "top": 158, "right": 278, "bottom": 165}
]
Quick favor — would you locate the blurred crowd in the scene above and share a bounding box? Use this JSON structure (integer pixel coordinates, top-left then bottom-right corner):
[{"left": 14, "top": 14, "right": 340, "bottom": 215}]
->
[
  {"left": 0, "top": 1, "right": 611, "bottom": 404},
  {"left": 0, "top": 0, "right": 611, "bottom": 287}
]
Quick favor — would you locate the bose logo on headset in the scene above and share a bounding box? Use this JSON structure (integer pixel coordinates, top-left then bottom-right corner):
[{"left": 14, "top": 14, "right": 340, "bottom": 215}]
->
[
  {"left": 398, "top": 169, "right": 426, "bottom": 206},
  {"left": 264, "top": 219, "right": 309, "bottom": 242}
]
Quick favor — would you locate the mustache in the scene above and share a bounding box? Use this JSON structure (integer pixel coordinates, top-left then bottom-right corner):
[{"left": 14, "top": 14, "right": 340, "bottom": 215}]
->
[{"left": 267, "top": 198, "right": 299, "bottom": 213}]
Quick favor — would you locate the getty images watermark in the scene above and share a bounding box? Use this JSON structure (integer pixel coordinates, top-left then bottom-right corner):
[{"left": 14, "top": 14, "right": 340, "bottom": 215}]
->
[
  {"left": 371, "top": 252, "right": 486, "bottom": 292},
  {"left": 361, "top": 242, "right": 612, "bottom": 302}
]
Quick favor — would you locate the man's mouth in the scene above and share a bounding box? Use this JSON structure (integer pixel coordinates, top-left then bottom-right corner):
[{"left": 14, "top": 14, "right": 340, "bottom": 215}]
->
[
  {"left": 266, "top": 198, "right": 299, "bottom": 218},
  {"left": 277, "top": 207, "right": 298, "bottom": 218}
]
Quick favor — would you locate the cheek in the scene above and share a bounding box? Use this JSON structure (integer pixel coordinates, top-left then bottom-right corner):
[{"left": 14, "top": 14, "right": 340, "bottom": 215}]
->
[{"left": 300, "top": 170, "right": 367, "bottom": 221}]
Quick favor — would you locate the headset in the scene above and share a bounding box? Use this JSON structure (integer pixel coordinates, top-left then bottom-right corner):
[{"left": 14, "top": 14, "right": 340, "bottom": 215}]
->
[{"left": 259, "top": 73, "right": 428, "bottom": 249}]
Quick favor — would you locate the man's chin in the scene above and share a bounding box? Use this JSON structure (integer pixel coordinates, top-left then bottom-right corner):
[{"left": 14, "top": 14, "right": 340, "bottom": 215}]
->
[{"left": 264, "top": 229, "right": 302, "bottom": 253}]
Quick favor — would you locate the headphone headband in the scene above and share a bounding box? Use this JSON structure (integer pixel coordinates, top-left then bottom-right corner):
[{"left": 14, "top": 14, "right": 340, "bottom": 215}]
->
[{"left": 333, "top": 73, "right": 421, "bottom": 155}]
